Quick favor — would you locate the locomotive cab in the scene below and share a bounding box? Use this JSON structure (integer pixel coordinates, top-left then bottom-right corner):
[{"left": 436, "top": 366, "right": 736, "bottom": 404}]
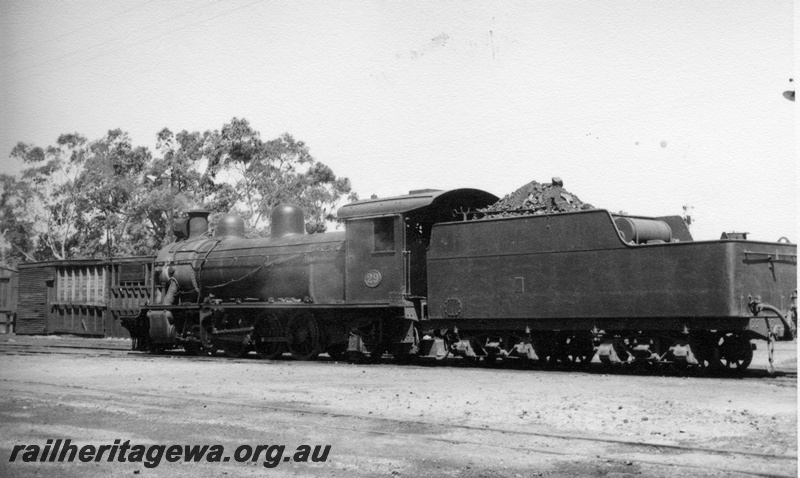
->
[{"left": 337, "top": 189, "right": 498, "bottom": 307}]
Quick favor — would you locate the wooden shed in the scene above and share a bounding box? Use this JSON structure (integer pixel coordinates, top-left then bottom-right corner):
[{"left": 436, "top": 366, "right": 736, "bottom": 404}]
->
[
  {"left": 0, "top": 266, "right": 18, "bottom": 333},
  {"left": 16, "top": 256, "right": 153, "bottom": 338}
]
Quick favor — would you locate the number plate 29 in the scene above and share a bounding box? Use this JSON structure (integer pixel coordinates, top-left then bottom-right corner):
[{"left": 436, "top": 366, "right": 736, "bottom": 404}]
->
[{"left": 364, "top": 270, "right": 382, "bottom": 288}]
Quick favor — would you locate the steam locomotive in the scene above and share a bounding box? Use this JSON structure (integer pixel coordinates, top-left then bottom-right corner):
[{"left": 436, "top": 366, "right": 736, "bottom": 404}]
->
[{"left": 122, "top": 187, "right": 797, "bottom": 372}]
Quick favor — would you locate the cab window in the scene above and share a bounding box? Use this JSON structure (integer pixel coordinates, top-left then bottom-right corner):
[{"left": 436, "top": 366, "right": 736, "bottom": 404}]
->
[{"left": 373, "top": 217, "right": 395, "bottom": 252}]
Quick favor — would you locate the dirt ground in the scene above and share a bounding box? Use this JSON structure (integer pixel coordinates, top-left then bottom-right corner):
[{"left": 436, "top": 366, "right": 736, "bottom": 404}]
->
[{"left": 0, "top": 335, "right": 796, "bottom": 477}]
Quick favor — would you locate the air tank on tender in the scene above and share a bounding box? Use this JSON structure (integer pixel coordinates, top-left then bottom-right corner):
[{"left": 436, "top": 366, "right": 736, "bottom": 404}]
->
[{"left": 614, "top": 216, "right": 673, "bottom": 244}]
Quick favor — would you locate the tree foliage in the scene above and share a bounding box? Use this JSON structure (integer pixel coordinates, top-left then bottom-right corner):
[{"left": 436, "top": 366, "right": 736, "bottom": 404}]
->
[
  {"left": 75, "top": 129, "right": 153, "bottom": 257},
  {"left": 202, "top": 118, "right": 355, "bottom": 234},
  {"left": 1, "top": 134, "right": 87, "bottom": 261},
  {"left": 0, "top": 119, "right": 357, "bottom": 265}
]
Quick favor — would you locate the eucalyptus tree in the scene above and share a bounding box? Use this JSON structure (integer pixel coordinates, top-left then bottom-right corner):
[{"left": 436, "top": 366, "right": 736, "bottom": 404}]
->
[
  {"left": 1, "top": 133, "right": 88, "bottom": 261},
  {"left": 202, "top": 118, "right": 356, "bottom": 236},
  {"left": 0, "top": 119, "right": 357, "bottom": 265}
]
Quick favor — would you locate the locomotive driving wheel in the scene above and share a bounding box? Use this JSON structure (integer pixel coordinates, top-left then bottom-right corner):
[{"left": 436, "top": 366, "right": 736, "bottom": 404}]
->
[
  {"left": 183, "top": 324, "right": 215, "bottom": 356},
  {"left": 213, "top": 312, "right": 250, "bottom": 358},
  {"left": 286, "top": 313, "right": 323, "bottom": 360},
  {"left": 183, "top": 342, "right": 215, "bottom": 356},
  {"left": 254, "top": 314, "right": 286, "bottom": 360},
  {"left": 220, "top": 339, "right": 249, "bottom": 359}
]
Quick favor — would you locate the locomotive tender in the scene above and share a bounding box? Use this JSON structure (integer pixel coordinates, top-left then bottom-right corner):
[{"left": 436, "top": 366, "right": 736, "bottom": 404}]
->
[{"left": 122, "top": 187, "right": 797, "bottom": 371}]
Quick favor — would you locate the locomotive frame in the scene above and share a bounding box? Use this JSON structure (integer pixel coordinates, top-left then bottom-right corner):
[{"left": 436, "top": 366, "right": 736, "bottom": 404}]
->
[{"left": 122, "top": 187, "right": 797, "bottom": 373}]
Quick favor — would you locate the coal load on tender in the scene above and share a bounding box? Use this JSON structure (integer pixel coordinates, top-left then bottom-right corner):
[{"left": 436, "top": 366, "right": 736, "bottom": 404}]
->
[{"left": 477, "top": 177, "right": 594, "bottom": 218}]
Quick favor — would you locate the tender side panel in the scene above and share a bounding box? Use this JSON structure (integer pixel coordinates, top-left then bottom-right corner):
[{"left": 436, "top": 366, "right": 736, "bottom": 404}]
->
[
  {"left": 429, "top": 210, "right": 627, "bottom": 258},
  {"left": 426, "top": 211, "right": 785, "bottom": 326}
]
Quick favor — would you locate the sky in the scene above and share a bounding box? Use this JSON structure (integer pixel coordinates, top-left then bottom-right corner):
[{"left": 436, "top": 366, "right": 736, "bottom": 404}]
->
[{"left": 0, "top": 0, "right": 795, "bottom": 241}]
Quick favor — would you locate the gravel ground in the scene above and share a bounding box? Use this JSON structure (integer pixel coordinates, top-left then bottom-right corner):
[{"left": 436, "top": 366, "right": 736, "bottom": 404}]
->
[{"left": 0, "top": 335, "right": 796, "bottom": 477}]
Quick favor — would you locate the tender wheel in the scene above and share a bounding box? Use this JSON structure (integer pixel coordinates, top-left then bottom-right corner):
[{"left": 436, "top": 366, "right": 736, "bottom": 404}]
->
[
  {"left": 367, "top": 341, "right": 388, "bottom": 363},
  {"left": 719, "top": 334, "right": 753, "bottom": 370},
  {"left": 694, "top": 337, "right": 723, "bottom": 372},
  {"left": 346, "top": 350, "right": 368, "bottom": 363},
  {"left": 254, "top": 315, "right": 286, "bottom": 360},
  {"left": 326, "top": 343, "right": 348, "bottom": 361},
  {"left": 286, "top": 313, "right": 323, "bottom": 360},
  {"left": 569, "top": 347, "right": 595, "bottom": 365},
  {"left": 558, "top": 332, "right": 595, "bottom": 366}
]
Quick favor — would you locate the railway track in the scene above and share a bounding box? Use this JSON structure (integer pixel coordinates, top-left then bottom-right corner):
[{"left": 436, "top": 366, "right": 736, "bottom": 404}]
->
[
  {"left": 2, "top": 337, "right": 796, "bottom": 476},
  {"left": 2, "top": 376, "right": 796, "bottom": 477},
  {"left": 0, "top": 338, "right": 796, "bottom": 383}
]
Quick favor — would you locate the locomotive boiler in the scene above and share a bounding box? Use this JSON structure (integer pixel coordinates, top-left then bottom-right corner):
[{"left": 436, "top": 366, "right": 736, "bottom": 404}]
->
[
  {"left": 154, "top": 206, "right": 344, "bottom": 307},
  {"left": 122, "top": 186, "right": 797, "bottom": 373}
]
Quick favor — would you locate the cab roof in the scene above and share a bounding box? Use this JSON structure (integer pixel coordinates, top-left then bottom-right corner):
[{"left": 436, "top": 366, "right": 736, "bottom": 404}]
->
[{"left": 337, "top": 188, "right": 498, "bottom": 220}]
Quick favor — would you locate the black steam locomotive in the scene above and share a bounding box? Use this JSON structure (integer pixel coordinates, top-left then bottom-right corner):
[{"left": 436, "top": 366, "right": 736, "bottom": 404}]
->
[{"left": 122, "top": 187, "right": 797, "bottom": 372}]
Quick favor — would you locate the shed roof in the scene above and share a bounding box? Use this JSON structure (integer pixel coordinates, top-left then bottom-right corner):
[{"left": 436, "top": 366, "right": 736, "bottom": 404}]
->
[
  {"left": 337, "top": 188, "right": 498, "bottom": 220},
  {"left": 16, "top": 255, "right": 155, "bottom": 269}
]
